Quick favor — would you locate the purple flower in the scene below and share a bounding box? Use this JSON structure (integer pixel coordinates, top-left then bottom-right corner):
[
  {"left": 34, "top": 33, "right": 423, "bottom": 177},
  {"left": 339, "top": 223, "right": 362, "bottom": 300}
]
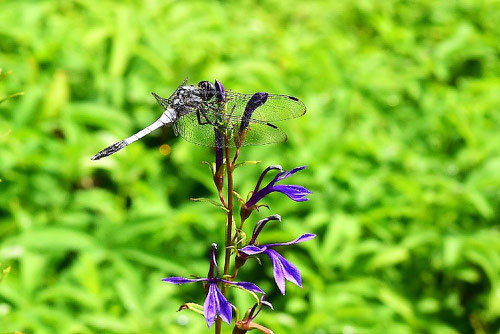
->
[
  {"left": 239, "top": 92, "right": 268, "bottom": 134},
  {"left": 162, "top": 244, "right": 264, "bottom": 328},
  {"left": 214, "top": 80, "right": 225, "bottom": 171},
  {"left": 234, "top": 296, "right": 274, "bottom": 333},
  {"left": 213, "top": 80, "right": 225, "bottom": 190},
  {"left": 244, "top": 295, "right": 273, "bottom": 323},
  {"left": 214, "top": 79, "right": 225, "bottom": 103},
  {"left": 238, "top": 215, "right": 316, "bottom": 294},
  {"left": 214, "top": 129, "right": 224, "bottom": 171},
  {"left": 245, "top": 165, "right": 311, "bottom": 209}
]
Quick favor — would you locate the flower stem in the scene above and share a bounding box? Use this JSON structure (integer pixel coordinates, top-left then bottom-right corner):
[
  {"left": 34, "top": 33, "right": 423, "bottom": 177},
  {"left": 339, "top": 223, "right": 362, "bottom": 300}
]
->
[
  {"left": 216, "top": 137, "right": 235, "bottom": 334},
  {"left": 231, "top": 147, "right": 240, "bottom": 168},
  {"left": 223, "top": 138, "right": 234, "bottom": 280},
  {"left": 215, "top": 318, "right": 222, "bottom": 334}
]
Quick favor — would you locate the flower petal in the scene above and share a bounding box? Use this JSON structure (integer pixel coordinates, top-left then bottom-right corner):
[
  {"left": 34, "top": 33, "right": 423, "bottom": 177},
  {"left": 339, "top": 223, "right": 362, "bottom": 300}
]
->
[
  {"left": 278, "top": 165, "right": 307, "bottom": 180},
  {"left": 213, "top": 283, "right": 233, "bottom": 325},
  {"left": 220, "top": 280, "right": 265, "bottom": 294},
  {"left": 203, "top": 282, "right": 234, "bottom": 327},
  {"left": 279, "top": 255, "right": 302, "bottom": 288},
  {"left": 265, "top": 233, "right": 316, "bottom": 248},
  {"left": 253, "top": 165, "right": 283, "bottom": 193},
  {"left": 261, "top": 299, "right": 274, "bottom": 310},
  {"left": 161, "top": 277, "right": 208, "bottom": 284},
  {"left": 272, "top": 185, "right": 311, "bottom": 201},
  {"left": 214, "top": 79, "right": 225, "bottom": 102},
  {"left": 240, "top": 92, "right": 269, "bottom": 133},
  {"left": 264, "top": 249, "right": 287, "bottom": 294},
  {"left": 265, "top": 249, "right": 303, "bottom": 294},
  {"left": 239, "top": 245, "right": 266, "bottom": 256},
  {"left": 203, "top": 283, "right": 218, "bottom": 327},
  {"left": 245, "top": 186, "right": 272, "bottom": 208},
  {"left": 208, "top": 243, "right": 219, "bottom": 279},
  {"left": 246, "top": 165, "right": 310, "bottom": 208},
  {"left": 249, "top": 214, "right": 281, "bottom": 244}
]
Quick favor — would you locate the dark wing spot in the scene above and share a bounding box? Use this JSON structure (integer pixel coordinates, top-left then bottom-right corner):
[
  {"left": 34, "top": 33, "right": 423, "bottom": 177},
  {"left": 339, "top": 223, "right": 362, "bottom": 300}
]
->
[
  {"left": 266, "top": 122, "right": 278, "bottom": 129},
  {"left": 287, "top": 96, "right": 299, "bottom": 101}
]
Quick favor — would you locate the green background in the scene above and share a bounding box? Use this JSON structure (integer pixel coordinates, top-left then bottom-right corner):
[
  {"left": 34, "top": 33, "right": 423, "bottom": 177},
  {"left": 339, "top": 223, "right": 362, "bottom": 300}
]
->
[{"left": 1, "top": 0, "right": 499, "bottom": 333}]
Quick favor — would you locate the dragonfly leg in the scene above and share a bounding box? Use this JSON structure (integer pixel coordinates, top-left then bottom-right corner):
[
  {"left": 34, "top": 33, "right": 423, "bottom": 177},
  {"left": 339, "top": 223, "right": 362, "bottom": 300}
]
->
[
  {"left": 196, "top": 109, "right": 215, "bottom": 126},
  {"left": 228, "top": 105, "right": 236, "bottom": 118},
  {"left": 196, "top": 110, "right": 208, "bottom": 125},
  {"left": 206, "top": 104, "right": 235, "bottom": 125}
]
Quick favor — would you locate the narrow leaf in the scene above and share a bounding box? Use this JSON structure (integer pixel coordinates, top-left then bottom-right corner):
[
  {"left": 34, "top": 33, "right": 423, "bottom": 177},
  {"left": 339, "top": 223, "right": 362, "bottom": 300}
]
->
[
  {"left": 235, "top": 161, "right": 261, "bottom": 169},
  {"left": 178, "top": 302, "right": 205, "bottom": 316},
  {"left": 190, "top": 198, "right": 229, "bottom": 212},
  {"left": 0, "top": 92, "right": 24, "bottom": 104}
]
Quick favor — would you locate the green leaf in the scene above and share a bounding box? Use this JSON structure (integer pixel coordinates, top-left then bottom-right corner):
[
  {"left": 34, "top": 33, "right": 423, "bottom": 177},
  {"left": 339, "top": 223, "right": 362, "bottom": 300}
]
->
[
  {"left": 378, "top": 287, "right": 415, "bottom": 324},
  {"left": 10, "top": 228, "right": 97, "bottom": 252},
  {"left": 235, "top": 160, "right": 261, "bottom": 169},
  {"left": 367, "top": 246, "right": 409, "bottom": 270},
  {"left": 201, "top": 160, "right": 216, "bottom": 176},
  {"left": 178, "top": 302, "right": 204, "bottom": 316},
  {"left": 190, "top": 197, "right": 228, "bottom": 212},
  {"left": 118, "top": 249, "right": 190, "bottom": 276},
  {"left": 0, "top": 92, "right": 24, "bottom": 104}
]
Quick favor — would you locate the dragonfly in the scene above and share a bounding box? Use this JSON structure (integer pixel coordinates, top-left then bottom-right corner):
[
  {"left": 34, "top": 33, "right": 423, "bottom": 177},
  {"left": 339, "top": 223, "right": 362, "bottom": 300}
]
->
[{"left": 91, "top": 79, "right": 306, "bottom": 160}]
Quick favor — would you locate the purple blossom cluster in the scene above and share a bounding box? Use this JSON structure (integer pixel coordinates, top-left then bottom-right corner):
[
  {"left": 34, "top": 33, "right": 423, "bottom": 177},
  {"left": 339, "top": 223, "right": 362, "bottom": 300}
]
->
[
  {"left": 161, "top": 81, "right": 314, "bottom": 333},
  {"left": 163, "top": 244, "right": 264, "bottom": 327}
]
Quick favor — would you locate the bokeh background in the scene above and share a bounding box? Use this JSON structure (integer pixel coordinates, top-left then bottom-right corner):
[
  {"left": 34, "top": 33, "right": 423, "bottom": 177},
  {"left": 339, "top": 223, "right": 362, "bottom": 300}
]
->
[{"left": 1, "top": 0, "right": 499, "bottom": 333}]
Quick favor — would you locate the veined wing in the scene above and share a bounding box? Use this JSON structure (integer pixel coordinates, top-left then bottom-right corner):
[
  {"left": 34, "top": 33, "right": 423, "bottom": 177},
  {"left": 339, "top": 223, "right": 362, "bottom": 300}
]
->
[
  {"left": 241, "top": 119, "right": 287, "bottom": 146},
  {"left": 224, "top": 91, "right": 306, "bottom": 122},
  {"left": 174, "top": 111, "right": 287, "bottom": 148}
]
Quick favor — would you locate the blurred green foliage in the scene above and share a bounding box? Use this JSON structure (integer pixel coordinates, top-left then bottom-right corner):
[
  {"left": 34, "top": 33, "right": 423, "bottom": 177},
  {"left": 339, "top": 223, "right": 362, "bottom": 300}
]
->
[{"left": 1, "top": 0, "right": 499, "bottom": 333}]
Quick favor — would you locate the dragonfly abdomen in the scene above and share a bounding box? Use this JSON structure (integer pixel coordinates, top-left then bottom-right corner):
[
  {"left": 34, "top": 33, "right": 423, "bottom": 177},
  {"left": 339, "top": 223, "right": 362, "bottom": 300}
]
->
[{"left": 91, "top": 109, "right": 176, "bottom": 160}]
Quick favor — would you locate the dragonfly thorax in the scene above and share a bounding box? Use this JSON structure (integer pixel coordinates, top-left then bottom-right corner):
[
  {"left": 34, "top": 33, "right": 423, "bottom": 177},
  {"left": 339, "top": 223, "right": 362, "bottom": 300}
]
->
[{"left": 170, "top": 85, "right": 206, "bottom": 117}]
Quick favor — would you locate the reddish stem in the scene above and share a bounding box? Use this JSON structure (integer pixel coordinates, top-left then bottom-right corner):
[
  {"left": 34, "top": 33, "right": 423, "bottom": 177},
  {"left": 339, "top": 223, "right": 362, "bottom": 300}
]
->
[{"left": 216, "top": 137, "right": 235, "bottom": 334}]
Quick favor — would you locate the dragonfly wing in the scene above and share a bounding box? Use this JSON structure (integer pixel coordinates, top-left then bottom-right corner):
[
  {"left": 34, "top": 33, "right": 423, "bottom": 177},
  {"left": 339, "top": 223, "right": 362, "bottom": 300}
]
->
[
  {"left": 224, "top": 91, "right": 306, "bottom": 122},
  {"left": 175, "top": 110, "right": 287, "bottom": 147},
  {"left": 238, "top": 119, "right": 287, "bottom": 146},
  {"left": 175, "top": 111, "right": 227, "bottom": 147}
]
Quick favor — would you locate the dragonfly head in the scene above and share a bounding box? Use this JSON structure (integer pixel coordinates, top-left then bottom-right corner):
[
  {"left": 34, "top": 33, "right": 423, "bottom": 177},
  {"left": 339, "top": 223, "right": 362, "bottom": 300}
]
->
[{"left": 197, "top": 80, "right": 216, "bottom": 101}]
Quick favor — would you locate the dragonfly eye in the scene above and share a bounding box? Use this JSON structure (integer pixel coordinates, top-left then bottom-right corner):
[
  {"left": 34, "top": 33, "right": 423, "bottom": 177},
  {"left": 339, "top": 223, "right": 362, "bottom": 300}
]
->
[{"left": 197, "top": 80, "right": 216, "bottom": 100}]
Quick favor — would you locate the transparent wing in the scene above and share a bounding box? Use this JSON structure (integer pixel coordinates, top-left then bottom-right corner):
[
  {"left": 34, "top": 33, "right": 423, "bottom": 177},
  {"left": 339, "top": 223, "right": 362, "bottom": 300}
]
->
[
  {"left": 174, "top": 111, "right": 287, "bottom": 148},
  {"left": 240, "top": 120, "right": 287, "bottom": 146},
  {"left": 174, "top": 111, "right": 223, "bottom": 147},
  {"left": 224, "top": 91, "right": 306, "bottom": 122}
]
